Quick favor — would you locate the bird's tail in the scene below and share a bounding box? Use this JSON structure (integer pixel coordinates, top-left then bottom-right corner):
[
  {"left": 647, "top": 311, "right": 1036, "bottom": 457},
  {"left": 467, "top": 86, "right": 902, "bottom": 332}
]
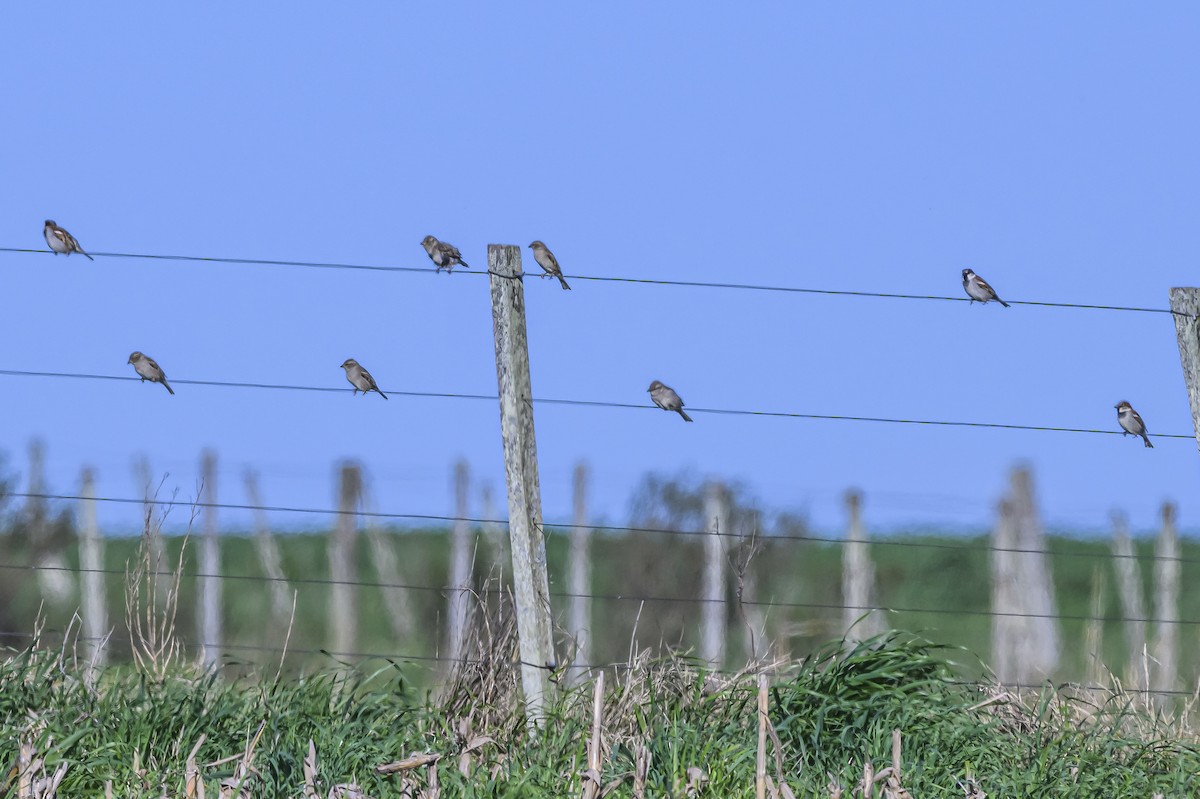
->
[
  {"left": 459, "top": 260, "right": 471, "bottom": 268},
  {"left": 558, "top": 275, "right": 572, "bottom": 290},
  {"left": 162, "top": 380, "right": 175, "bottom": 395},
  {"left": 678, "top": 409, "right": 693, "bottom": 422},
  {"left": 998, "top": 298, "right": 1010, "bottom": 308},
  {"left": 1143, "top": 435, "right": 1154, "bottom": 448},
  {"left": 81, "top": 250, "right": 95, "bottom": 262},
  {"left": 378, "top": 389, "right": 389, "bottom": 400}
]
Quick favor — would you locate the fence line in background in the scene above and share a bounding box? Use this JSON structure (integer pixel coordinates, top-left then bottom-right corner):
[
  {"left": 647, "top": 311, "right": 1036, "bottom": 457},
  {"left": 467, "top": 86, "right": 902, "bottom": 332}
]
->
[
  {"left": 5, "top": 491, "right": 1192, "bottom": 564},
  {"left": 2, "top": 457, "right": 1192, "bottom": 700}
]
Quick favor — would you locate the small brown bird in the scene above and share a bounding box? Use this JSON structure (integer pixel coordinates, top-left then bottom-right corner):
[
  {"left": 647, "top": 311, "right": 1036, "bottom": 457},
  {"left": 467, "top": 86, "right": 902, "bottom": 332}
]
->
[
  {"left": 128, "top": 352, "right": 174, "bottom": 394},
  {"left": 1115, "top": 401, "right": 1153, "bottom": 448},
  {"left": 648, "top": 380, "right": 692, "bottom": 422},
  {"left": 528, "top": 241, "right": 571, "bottom": 290},
  {"left": 421, "top": 235, "right": 469, "bottom": 273},
  {"left": 962, "top": 268, "right": 1009, "bottom": 307},
  {"left": 44, "top": 220, "right": 93, "bottom": 261},
  {"left": 341, "top": 358, "right": 388, "bottom": 399}
]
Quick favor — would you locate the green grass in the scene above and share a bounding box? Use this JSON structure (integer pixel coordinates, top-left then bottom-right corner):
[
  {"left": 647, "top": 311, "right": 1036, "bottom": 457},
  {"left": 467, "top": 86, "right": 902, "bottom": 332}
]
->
[{"left": 2, "top": 633, "right": 1197, "bottom": 797}]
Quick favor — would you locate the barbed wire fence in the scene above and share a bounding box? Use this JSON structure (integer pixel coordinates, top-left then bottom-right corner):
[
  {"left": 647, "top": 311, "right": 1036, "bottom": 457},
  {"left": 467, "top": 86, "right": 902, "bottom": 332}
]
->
[{"left": 1, "top": 243, "right": 1198, "bottom": 707}]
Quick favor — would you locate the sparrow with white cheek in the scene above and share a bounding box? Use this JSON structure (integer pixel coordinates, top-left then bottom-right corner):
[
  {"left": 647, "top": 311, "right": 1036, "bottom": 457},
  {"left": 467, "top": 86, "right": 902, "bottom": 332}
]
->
[
  {"left": 341, "top": 358, "right": 388, "bottom": 399},
  {"left": 648, "top": 380, "right": 692, "bottom": 422},
  {"left": 44, "top": 220, "right": 93, "bottom": 261},
  {"left": 528, "top": 240, "right": 571, "bottom": 290},
  {"left": 1115, "top": 401, "right": 1153, "bottom": 448},
  {"left": 421, "top": 235, "right": 470, "bottom": 273},
  {"left": 962, "top": 269, "right": 1010, "bottom": 307},
  {"left": 128, "top": 352, "right": 174, "bottom": 395}
]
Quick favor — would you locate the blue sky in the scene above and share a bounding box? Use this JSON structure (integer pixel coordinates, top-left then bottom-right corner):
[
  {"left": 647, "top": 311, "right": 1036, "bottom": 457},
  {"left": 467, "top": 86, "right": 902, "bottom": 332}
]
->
[{"left": 2, "top": 4, "right": 1199, "bottom": 535}]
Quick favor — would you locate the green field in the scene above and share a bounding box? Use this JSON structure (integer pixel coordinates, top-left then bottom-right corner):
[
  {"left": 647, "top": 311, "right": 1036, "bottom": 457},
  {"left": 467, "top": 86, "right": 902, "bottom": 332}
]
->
[{"left": 1, "top": 524, "right": 1191, "bottom": 687}]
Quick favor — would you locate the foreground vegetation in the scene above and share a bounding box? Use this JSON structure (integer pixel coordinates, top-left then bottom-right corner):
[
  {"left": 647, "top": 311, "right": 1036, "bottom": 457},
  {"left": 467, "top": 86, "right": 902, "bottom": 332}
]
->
[{"left": 2, "top": 630, "right": 1198, "bottom": 798}]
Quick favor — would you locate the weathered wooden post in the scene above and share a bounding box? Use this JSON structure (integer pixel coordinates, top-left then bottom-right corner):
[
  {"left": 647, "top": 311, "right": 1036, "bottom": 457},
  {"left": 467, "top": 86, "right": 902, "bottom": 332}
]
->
[
  {"left": 329, "top": 463, "right": 361, "bottom": 657},
  {"left": 701, "top": 482, "right": 728, "bottom": 667},
  {"left": 1169, "top": 289, "right": 1200, "bottom": 449},
  {"left": 1110, "top": 512, "right": 1148, "bottom": 694},
  {"left": 488, "top": 244, "right": 555, "bottom": 722},
  {"left": 79, "top": 468, "right": 107, "bottom": 679},
  {"left": 1153, "top": 502, "right": 1179, "bottom": 700},
  {"left": 990, "top": 498, "right": 1019, "bottom": 683},
  {"left": 198, "top": 451, "right": 222, "bottom": 668},
  {"left": 842, "top": 489, "right": 882, "bottom": 641},
  {"left": 568, "top": 461, "right": 592, "bottom": 681},
  {"left": 243, "top": 471, "right": 293, "bottom": 633},
  {"left": 447, "top": 459, "right": 472, "bottom": 663}
]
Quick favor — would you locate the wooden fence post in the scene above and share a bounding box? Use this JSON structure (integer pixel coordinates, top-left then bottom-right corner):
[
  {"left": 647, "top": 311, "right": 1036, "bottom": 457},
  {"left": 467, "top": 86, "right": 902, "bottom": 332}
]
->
[
  {"left": 843, "top": 489, "right": 882, "bottom": 641},
  {"left": 329, "top": 463, "right": 361, "bottom": 657},
  {"left": 361, "top": 482, "right": 414, "bottom": 642},
  {"left": 79, "top": 468, "right": 107, "bottom": 679},
  {"left": 243, "top": 471, "right": 293, "bottom": 635},
  {"left": 1010, "top": 467, "right": 1059, "bottom": 681},
  {"left": 198, "top": 450, "right": 222, "bottom": 668},
  {"left": 1110, "top": 512, "right": 1148, "bottom": 694},
  {"left": 488, "top": 244, "right": 555, "bottom": 722},
  {"left": 568, "top": 461, "right": 592, "bottom": 682},
  {"left": 447, "top": 459, "right": 472, "bottom": 663},
  {"left": 1153, "top": 502, "right": 1179, "bottom": 700},
  {"left": 1169, "top": 288, "right": 1200, "bottom": 450},
  {"left": 701, "top": 482, "right": 728, "bottom": 667},
  {"left": 990, "top": 497, "right": 1019, "bottom": 684},
  {"left": 135, "top": 456, "right": 168, "bottom": 601},
  {"left": 1084, "top": 565, "right": 1107, "bottom": 688}
]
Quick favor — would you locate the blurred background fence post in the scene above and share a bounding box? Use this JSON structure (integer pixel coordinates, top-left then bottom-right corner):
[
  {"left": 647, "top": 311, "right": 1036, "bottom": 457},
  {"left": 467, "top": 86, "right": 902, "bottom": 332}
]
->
[
  {"left": 701, "top": 481, "right": 728, "bottom": 667},
  {"left": 842, "top": 489, "right": 881, "bottom": 642},
  {"left": 1153, "top": 501, "right": 1179, "bottom": 702},
  {"left": 568, "top": 461, "right": 592, "bottom": 682},
  {"left": 1011, "top": 466, "right": 1060, "bottom": 682},
  {"left": 329, "top": 462, "right": 361, "bottom": 658},
  {"left": 447, "top": 459, "right": 472, "bottom": 664},
  {"left": 78, "top": 467, "right": 107, "bottom": 680},
  {"left": 244, "top": 470, "right": 293, "bottom": 639},
  {"left": 1110, "top": 511, "right": 1148, "bottom": 694},
  {"left": 198, "top": 450, "right": 222, "bottom": 668}
]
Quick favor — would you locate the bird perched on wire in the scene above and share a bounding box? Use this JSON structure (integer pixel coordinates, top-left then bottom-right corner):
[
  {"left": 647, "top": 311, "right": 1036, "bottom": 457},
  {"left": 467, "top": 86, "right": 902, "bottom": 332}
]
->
[
  {"left": 1115, "top": 401, "right": 1153, "bottom": 448},
  {"left": 421, "top": 235, "right": 470, "bottom": 273},
  {"left": 528, "top": 241, "right": 571, "bottom": 290},
  {"left": 341, "top": 358, "right": 388, "bottom": 399},
  {"left": 44, "top": 220, "right": 93, "bottom": 261},
  {"left": 962, "top": 268, "right": 1009, "bottom": 307},
  {"left": 128, "top": 352, "right": 174, "bottom": 395},
  {"left": 648, "top": 380, "right": 692, "bottom": 422}
]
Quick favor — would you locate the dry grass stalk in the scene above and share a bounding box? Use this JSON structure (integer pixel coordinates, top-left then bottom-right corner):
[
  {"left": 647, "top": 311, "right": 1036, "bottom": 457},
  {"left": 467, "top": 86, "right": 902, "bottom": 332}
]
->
[
  {"left": 441, "top": 580, "right": 527, "bottom": 738},
  {"left": 756, "top": 674, "right": 768, "bottom": 799},
  {"left": 632, "top": 743, "right": 650, "bottom": 799},
  {"left": 375, "top": 753, "right": 442, "bottom": 775},
  {"left": 211, "top": 720, "right": 265, "bottom": 799},
  {"left": 422, "top": 762, "right": 440, "bottom": 799},
  {"left": 580, "top": 672, "right": 606, "bottom": 799},
  {"left": 302, "top": 740, "right": 320, "bottom": 799},
  {"left": 184, "top": 734, "right": 206, "bottom": 799},
  {"left": 125, "top": 495, "right": 194, "bottom": 680},
  {"left": 327, "top": 786, "right": 370, "bottom": 799}
]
